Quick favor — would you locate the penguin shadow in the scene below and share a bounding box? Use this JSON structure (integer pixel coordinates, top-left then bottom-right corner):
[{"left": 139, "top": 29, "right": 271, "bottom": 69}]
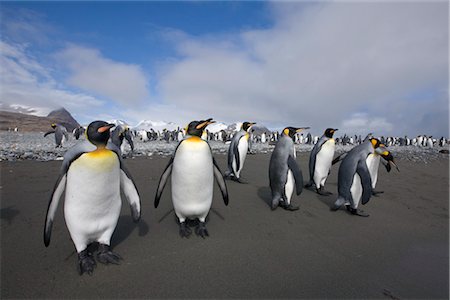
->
[
  {"left": 257, "top": 186, "right": 272, "bottom": 208},
  {"left": 304, "top": 184, "right": 338, "bottom": 209},
  {"left": 0, "top": 206, "right": 20, "bottom": 225},
  {"left": 111, "top": 215, "right": 149, "bottom": 248}
]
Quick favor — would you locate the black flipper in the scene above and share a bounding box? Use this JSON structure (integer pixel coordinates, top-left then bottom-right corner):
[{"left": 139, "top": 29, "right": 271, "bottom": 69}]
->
[
  {"left": 332, "top": 152, "right": 348, "bottom": 165},
  {"left": 213, "top": 158, "right": 229, "bottom": 205},
  {"left": 233, "top": 139, "right": 241, "bottom": 176},
  {"left": 288, "top": 155, "right": 303, "bottom": 195},
  {"left": 357, "top": 159, "right": 373, "bottom": 205},
  {"left": 44, "top": 130, "right": 55, "bottom": 137},
  {"left": 309, "top": 137, "right": 327, "bottom": 183},
  {"left": 154, "top": 157, "right": 174, "bottom": 208}
]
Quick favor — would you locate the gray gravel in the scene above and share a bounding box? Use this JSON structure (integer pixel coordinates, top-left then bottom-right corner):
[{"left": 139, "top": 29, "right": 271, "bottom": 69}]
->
[{"left": 0, "top": 131, "right": 448, "bottom": 162}]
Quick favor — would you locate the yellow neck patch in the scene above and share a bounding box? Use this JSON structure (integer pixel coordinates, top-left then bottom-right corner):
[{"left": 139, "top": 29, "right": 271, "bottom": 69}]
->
[
  {"left": 283, "top": 128, "right": 289, "bottom": 136},
  {"left": 86, "top": 148, "right": 115, "bottom": 158},
  {"left": 186, "top": 136, "right": 203, "bottom": 143}
]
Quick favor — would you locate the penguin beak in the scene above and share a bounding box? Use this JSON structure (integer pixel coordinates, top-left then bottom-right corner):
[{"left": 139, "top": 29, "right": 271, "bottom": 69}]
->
[
  {"left": 196, "top": 119, "right": 215, "bottom": 129},
  {"left": 380, "top": 151, "right": 400, "bottom": 172},
  {"left": 296, "top": 127, "right": 310, "bottom": 132},
  {"left": 333, "top": 128, "right": 339, "bottom": 132},
  {"left": 98, "top": 123, "right": 115, "bottom": 133}
]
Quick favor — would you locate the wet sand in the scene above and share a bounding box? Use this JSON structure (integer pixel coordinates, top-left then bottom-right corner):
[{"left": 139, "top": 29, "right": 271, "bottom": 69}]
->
[{"left": 1, "top": 152, "right": 448, "bottom": 299}]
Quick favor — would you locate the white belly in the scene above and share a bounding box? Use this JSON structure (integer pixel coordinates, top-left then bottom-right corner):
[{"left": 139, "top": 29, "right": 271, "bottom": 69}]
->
[
  {"left": 285, "top": 170, "right": 294, "bottom": 204},
  {"left": 64, "top": 151, "right": 121, "bottom": 251},
  {"left": 350, "top": 173, "right": 362, "bottom": 209},
  {"left": 366, "top": 154, "right": 380, "bottom": 189},
  {"left": 233, "top": 135, "right": 248, "bottom": 178},
  {"left": 172, "top": 140, "right": 214, "bottom": 222},
  {"left": 313, "top": 139, "right": 335, "bottom": 188}
]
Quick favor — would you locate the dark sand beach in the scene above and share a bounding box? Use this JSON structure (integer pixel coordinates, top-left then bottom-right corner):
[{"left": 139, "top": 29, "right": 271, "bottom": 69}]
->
[{"left": 1, "top": 152, "right": 448, "bottom": 299}]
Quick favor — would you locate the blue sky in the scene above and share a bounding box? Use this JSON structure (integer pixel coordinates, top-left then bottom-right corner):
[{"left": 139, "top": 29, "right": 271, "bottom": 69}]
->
[{"left": 0, "top": 1, "right": 448, "bottom": 137}]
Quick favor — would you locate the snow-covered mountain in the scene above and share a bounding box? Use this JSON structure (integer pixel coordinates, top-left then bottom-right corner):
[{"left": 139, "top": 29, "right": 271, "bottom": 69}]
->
[
  {"left": 133, "top": 120, "right": 181, "bottom": 131},
  {"left": 107, "top": 119, "right": 130, "bottom": 127},
  {"left": 206, "top": 122, "right": 228, "bottom": 133}
]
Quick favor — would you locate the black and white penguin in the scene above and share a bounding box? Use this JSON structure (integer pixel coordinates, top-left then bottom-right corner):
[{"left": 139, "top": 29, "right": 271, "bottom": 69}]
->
[
  {"left": 154, "top": 118, "right": 228, "bottom": 238},
  {"left": 331, "top": 138, "right": 398, "bottom": 217},
  {"left": 269, "top": 126, "right": 309, "bottom": 211},
  {"left": 224, "top": 121, "right": 256, "bottom": 183},
  {"left": 44, "top": 123, "right": 69, "bottom": 148},
  {"left": 110, "top": 125, "right": 134, "bottom": 156},
  {"left": 44, "top": 121, "right": 141, "bottom": 275},
  {"left": 73, "top": 126, "right": 85, "bottom": 140},
  {"left": 305, "top": 128, "right": 338, "bottom": 195}
]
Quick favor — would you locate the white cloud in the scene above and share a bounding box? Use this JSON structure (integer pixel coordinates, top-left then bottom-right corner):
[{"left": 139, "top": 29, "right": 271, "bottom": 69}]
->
[
  {"left": 0, "top": 41, "right": 105, "bottom": 119},
  {"left": 154, "top": 2, "right": 448, "bottom": 136},
  {"left": 55, "top": 45, "right": 151, "bottom": 105}
]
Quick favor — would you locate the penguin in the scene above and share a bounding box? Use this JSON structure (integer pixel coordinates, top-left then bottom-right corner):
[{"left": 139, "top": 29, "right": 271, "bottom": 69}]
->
[
  {"left": 44, "top": 121, "right": 141, "bottom": 275},
  {"left": 111, "top": 125, "right": 134, "bottom": 156},
  {"left": 44, "top": 123, "right": 69, "bottom": 148},
  {"left": 331, "top": 138, "right": 397, "bottom": 217},
  {"left": 305, "top": 128, "right": 338, "bottom": 195},
  {"left": 366, "top": 143, "right": 400, "bottom": 196},
  {"left": 154, "top": 118, "right": 228, "bottom": 238},
  {"left": 224, "top": 121, "right": 256, "bottom": 183},
  {"left": 73, "top": 126, "right": 85, "bottom": 140},
  {"left": 269, "top": 126, "right": 310, "bottom": 211}
]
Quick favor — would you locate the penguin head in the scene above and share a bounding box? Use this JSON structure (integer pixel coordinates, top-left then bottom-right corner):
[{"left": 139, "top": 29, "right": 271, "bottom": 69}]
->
[
  {"left": 379, "top": 148, "right": 400, "bottom": 172},
  {"left": 369, "top": 138, "right": 382, "bottom": 149},
  {"left": 86, "top": 121, "right": 115, "bottom": 147},
  {"left": 186, "top": 118, "right": 215, "bottom": 137},
  {"left": 324, "top": 128, "right": 338, "bottom": 138},
  {"left": 242, "top": 122, "right": 256, "bottom": 132},
  {"left": 283, "top": 127, "right": 310, "bottom": 139},
  {"left": 51, "top": 123, "right": 57, "bottom": 129}
]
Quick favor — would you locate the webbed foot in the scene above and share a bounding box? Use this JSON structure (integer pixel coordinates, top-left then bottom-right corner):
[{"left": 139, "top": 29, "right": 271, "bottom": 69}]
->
[
  {"left": 195, "top": 222, "right": 209, "bottom": 238},
  {"left": 279, "top": 201, "right": 299, "bottom": 211},
  {"left": 179, "top": 222, "right": 192, "bottom": 238},
  {"left": 347, "top": 206, "right": 370, "bottom": 217},
  {"left": 316, "top": 187, "right": 333, "bottom": 196},
  {"left": 97, "top": 244, "right": 122, "bottom": 265},
  {"left": 78, "top": 249, "right": 96, "bottom": 275}
]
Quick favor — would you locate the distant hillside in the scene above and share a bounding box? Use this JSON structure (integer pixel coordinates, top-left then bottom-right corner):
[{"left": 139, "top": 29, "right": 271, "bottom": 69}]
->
[{"left": 0, "top": 108, "right": 80, "bottom": 132}]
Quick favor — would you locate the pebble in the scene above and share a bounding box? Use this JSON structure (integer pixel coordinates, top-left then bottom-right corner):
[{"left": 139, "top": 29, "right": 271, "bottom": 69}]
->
[{"left": 0, "top": 132, "right": 448, "bottom": 163}]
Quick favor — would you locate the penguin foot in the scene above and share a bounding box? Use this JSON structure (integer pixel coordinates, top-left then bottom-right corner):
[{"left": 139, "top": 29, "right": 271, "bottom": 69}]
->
[
  {"left": 195, "top": 222, "right": 209, "bottom": 238},
  {"left": 231, "top": 177, "right": 247, "bottom": 184},
  {"left": 279, "top": 202, "right": 299, "bottom": 211},
  {"left": 304, "top": 182, "right": 313, "bottom": 189},
  {"left": 179, "top": 222, "right": 192, "bottom": 238},
  {"left": 96, "top": 244, "right": 122, "bottom": 265},
  {"left": 372, "top": 190, "right": 384, "bottom": 197},
  {"left": 78, "top": 249, "right": 96, "bottom": 276},
  {"left": 347, "top": 207, "right": 370, "bottom": 217},
  {"left": 316, "top": 187, "right": 333, "bottom": 196}
]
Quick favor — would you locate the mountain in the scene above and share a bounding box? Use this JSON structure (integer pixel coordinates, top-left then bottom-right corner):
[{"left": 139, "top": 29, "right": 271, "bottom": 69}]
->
[
  {"left": 0, "top": 107, "right": 80, "bottom": 132},
  {"left": 133, "top": 120, "right": 181, "bottom": 131},
  {"left": 206, "top": 122, "right": 228, "bottom": 133},
  {"left": 46, "top": 108, "right": 80, "bottom": 132}
]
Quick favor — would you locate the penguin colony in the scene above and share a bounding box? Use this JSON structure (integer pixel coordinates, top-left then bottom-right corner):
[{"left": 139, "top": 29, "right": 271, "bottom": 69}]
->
[{"left": 46, "top": 119, "right": 412, "bottom": 275}]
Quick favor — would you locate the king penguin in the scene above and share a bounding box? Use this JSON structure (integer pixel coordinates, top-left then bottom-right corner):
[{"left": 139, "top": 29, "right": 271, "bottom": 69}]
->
[
  {"left": 224, "top": 121, "right": 256, "bottom": 183},
  {"left": 111, "top": 125, "right": 134, "bottom": 157},
  {"left": 269, "top": 126, "right": 309, "bottom": 211},
  {"left": 331, "top": 138, "right": 397, "bottom": 217},
  {"left": 44, "top": 121, "right": 141, "bottom": 275},
  {"left": 305, "top": 128, "right": 338, "bottom": 195},
  {"left": 44, "top": 123, "right": 69, "bottom": 148},
  {"left": 154, "top": 118, "right": 229, "bottom": 238}
]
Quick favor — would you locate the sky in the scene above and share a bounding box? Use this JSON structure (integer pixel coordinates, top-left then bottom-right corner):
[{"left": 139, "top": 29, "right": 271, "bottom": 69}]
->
[{"left": 0, "top": 1, "right": 448, "bottom": 137}]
